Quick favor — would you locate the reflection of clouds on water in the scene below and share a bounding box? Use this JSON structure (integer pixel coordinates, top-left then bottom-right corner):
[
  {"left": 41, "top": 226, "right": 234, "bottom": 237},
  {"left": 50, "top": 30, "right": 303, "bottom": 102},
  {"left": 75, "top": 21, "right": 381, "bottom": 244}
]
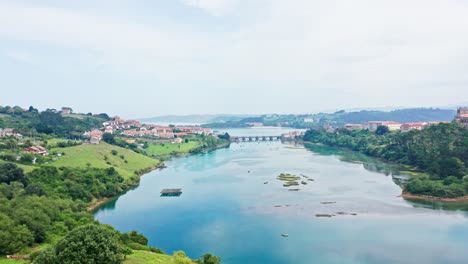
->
[
  {"left": 243, "top": 196, "right": 468, "bottom": 220},
  {"left": 328, "top": 186, "right": 354, "bottom": 193},
  {"left": 96, "top": 133, "right": 468, "bottom": 264},
  {"left": 193, "top": 174, "right": 244, "bottom": 184},
  {"left": 320, "top": 240, "right": 468, "bottom": 264}
]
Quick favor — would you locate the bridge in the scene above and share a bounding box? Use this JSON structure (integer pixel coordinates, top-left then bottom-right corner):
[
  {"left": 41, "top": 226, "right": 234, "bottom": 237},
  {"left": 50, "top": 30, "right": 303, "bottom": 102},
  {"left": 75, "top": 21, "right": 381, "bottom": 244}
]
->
[{"left": 230, "top": 135, "right": 282, "bottom": 142}]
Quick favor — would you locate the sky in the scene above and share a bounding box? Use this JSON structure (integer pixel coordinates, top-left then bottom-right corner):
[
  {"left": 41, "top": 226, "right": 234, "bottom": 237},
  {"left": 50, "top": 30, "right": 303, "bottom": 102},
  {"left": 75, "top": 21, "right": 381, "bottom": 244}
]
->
[{"left": 1, "top": 0, "right": 467, "bottom": 118}]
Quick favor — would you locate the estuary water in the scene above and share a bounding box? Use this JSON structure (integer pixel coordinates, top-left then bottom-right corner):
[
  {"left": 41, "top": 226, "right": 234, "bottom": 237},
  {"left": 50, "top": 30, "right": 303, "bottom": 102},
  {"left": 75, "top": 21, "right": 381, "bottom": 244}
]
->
[{"left": 95, "top": 128, "right": 468, "bottom": 264}]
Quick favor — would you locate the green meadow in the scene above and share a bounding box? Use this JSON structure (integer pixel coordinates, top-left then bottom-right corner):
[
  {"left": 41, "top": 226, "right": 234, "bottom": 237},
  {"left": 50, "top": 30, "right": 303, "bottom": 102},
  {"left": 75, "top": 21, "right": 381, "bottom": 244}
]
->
[
  {"left": 124, "top": 250, "right": 174, "bottom": 264},
  {"left": 49, "top": 142, "right": 160, "bottom": 179},
  {"left": 146, "top": 141, "right": 200, "bottom": 157}
]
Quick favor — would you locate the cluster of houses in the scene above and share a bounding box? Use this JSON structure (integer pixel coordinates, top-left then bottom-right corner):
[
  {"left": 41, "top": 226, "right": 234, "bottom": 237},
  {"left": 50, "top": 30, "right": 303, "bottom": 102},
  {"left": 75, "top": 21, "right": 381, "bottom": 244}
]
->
[
  {"left": 0, "top": 128, "right": 22, "bottom": 138},
  {"left": 345, "top": 121, "right": 445, "bottom": 132},
  {"left": 121, "top": 125, "right": 211, "bottom": 139},
  {"left": 102, "top": 116, "right": 142, "bottom": 134},
  {"left": 281, "top": 131, "right": 306, "bottom": 139},
  {"left": 343, "top": 107, "right": 468, "bottom": 132},
  {"left": 83, "top": 129, "right": 104, "bottom": 144},
  {"left": 24, "top": 146, "right": 48, "bottom": 156},
  {"left": 82, "top": 116, "right": 212, "bottom": 144}
]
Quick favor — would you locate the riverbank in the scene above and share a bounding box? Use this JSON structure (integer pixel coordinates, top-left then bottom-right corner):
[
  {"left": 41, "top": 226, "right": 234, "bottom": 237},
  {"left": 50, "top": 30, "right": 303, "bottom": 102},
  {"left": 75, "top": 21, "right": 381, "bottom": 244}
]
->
[
  {"left": 88, "top": 141, "right": 230, "bottom": 212},
  {"left": 87, "top": 163, "right": 164, "bottom": 212},
  {"left": 303, "top": 142, "right": 427, "bottom": 176},
  {"left": 401, "top": 192, "right": 468, "bottom": 203}
]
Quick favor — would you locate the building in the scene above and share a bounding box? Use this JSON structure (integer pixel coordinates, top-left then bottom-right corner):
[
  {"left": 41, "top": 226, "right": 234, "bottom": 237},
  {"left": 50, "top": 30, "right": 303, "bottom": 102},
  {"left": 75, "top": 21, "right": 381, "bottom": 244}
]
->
[
  {"left": 104, "top": 126, "right": 114, "bottom": 134},
  {"left": 83, "top": 129, "right": 103, "bottom": 144},
  {"left": 400, "top": 122, "right": 428, "bottom": 132},
  {"left": 344, "top": 124, "right": 363, "bottom": 130},
  {"left": 455, "top": 107, "right": 468, "bottom": 128},
  {"left": 24, "top": 146, "right": 48, "bottom": 156},
  {"left": 61, "top": 107, "right": 73, "bottom": 114},
  {"left": 90, "top": 136, "right": 101, "bottom": 144},
  {"left": 0, "top": 128, "right": 22, "bottom": 138},
  {"left": 363, "top": 121, "right": 401, "bottom": 131},
  {"left": 173, "top": 137, "right": 183, "bottom": 144},
  {"left": 303, "top": 118, "right": 314, "bottom": 123}
]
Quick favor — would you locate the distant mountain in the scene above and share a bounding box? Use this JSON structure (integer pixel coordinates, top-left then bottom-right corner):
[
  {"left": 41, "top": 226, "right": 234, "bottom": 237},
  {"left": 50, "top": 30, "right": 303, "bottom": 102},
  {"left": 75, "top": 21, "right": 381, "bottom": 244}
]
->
[
  {"left": 139, "top": 114, "right": 257, "bottom": 124},
  {"left": 200, "top": 108, "right": 458, "bottom": 129},
  {"left": 336, "top": 108, "right": 456, "bottom": 124}
]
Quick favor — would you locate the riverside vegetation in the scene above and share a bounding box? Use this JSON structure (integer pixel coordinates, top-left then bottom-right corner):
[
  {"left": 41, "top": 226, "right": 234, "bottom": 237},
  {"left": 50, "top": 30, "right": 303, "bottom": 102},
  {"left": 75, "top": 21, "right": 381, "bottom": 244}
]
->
[
  {"left": 303, "top": 122, "right": 468, "bottom": 199},
  {"left": 0, "top": 105, "right": 223, "bottom": 263}
]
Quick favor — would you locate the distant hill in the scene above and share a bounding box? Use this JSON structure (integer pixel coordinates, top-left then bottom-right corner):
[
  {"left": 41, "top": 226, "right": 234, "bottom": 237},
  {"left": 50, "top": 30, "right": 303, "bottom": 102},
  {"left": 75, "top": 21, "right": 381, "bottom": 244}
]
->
[
  {"left": 139, "top": 114, "right": 257, "bottom": 124},
  {"left": 201, "top": 108, "right": 458, "bottom": 128},
  {"left": 336, "top": 108, "right": 456, "bottom": 124}
]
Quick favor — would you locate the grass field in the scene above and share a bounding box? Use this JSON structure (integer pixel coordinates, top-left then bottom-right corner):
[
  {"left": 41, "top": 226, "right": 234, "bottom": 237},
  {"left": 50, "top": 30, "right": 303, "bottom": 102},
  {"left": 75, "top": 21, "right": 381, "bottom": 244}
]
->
[
  {"left": 146, "top": 141, "right": 200, "bottom": 156},
  {"left": 0, "top": 259, "right": 26, "bottom": 264},
  {"left": 49, "top": 143, "right": 160, "bottom": 179},
  {"left": 124, "top": 250, "right": 177, "bottom": 263}
]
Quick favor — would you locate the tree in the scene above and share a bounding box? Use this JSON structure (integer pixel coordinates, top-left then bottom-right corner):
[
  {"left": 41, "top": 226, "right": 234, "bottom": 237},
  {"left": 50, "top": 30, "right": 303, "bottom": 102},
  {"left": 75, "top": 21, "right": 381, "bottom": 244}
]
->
[
  {"left": 0, "top": 213, "right": 34, "bottom": 255},
  {"left": 20, "top": 153, "right": 35, "bottom": 164},
  {"left": 54, "top": 224, "right": 125, "bottom": 264},
  {"left": 173, "top": 251, "right": 193, "bottom": 264},
  {"left": 34, "top": 248, "right": 58, "bottom": 264},
  {"left": 103, "top": 133, "right": 115, "bottom": 144},
  {"left": 97, "top": 113, "right": 110, "bottom": 120},
  {"left": 0, "top": 163, "right": 28, "bottom": 186},
  {"left": 438, "top": 157, "right": 465, "bottom": 178},
  {"left": 199, "top": 253, "right": 221, "bottom": 264},
  {"left": 6, "top": 139, "right": 17, "bottom": 151},
  {"left": 375, "top": 125, "right": 390, "bottom": 135},
  {"left": 13, "top": 207, "right": 50, "bottom": 243},
  {"left": 217, "top": 133, "right": 230, "bottom": 140}
]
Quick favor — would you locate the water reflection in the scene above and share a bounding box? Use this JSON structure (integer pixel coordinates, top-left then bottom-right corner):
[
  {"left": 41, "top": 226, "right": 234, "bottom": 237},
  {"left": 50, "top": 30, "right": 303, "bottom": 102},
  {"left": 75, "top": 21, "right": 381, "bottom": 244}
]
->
[
  {"left": 303, "top": 143, "right": 407, "bottom": 178},
  {"left": 95, "top": 140, "right": 468, "bottom": 263}
]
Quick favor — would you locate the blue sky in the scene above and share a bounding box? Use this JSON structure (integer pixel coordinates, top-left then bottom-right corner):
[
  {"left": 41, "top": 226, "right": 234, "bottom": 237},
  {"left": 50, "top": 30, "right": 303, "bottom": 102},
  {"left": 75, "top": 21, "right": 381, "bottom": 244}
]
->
[{"left": 1, "top": 0, "right": 467, "bottom": 118}]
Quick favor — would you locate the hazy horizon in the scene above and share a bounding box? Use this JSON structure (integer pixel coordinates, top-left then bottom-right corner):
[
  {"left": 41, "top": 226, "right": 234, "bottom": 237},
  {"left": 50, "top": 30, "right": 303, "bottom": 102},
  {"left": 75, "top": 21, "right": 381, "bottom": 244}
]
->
[{"left": 1, "top": 0, "right": 468, "bottom": 118}]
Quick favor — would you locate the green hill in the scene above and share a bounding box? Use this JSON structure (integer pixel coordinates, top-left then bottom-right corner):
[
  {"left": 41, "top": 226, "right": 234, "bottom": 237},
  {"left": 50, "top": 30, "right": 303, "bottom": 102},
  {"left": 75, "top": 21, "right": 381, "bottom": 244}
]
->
[
  {"left": 49, "top": 142, "right": 160, "bottom": 179},
  {"left": 124, "top": 251, "right": 174, "bottom": 264}
]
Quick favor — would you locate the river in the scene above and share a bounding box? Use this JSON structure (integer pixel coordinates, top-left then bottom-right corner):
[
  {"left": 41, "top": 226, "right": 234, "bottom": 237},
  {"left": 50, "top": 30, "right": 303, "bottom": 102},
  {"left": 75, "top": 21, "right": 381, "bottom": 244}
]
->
[{"left": 94, "top": 128, "right": 468, "bottom": 264}]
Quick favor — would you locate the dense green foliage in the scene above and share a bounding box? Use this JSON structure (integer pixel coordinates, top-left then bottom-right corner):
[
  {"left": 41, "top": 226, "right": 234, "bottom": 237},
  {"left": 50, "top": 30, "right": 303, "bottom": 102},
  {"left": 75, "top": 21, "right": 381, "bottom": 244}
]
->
[
  {"left": 189, "top": 134, "right": 229, "bottom": 153},
  {"left": 0, "top": 105, "right": 224, "bottom": 262},
  {"left": 28, "top": 166, "right": 126, "bottom": 202},
  {"left": 217, "top": 133, "right": 230, "bottom": 140},
  {"left": 0, "top": 105, "right": 107, "bottom": 138},
  {"left": 0, "top": 163, "right": 115, "bottom": 254},
  {"left": 36, "top": 224, "right": 125, "bottom": 264},
  {"left": 303, "top": 123, "right": 468, "bottom": 198}
]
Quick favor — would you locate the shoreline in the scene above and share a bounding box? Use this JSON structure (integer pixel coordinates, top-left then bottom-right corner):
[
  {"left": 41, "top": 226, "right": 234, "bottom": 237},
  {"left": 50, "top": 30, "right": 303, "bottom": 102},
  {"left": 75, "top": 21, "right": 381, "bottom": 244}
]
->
[
  {"left": 302, "top": 142, "right": 426, "bottom": 176},
  {"left": 401, "top": 192, "right": 468, "bottom": 203},
  {"left": 87, "top": 163, "right": 164, "bottom": 212},
  {"left": 88, "top": 141, "right": 230, "bottom": 213}
]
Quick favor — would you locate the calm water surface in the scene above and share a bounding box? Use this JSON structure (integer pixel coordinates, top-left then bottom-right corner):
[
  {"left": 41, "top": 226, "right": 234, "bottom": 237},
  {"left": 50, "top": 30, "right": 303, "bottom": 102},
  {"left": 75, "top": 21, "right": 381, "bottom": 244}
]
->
[{"left": 95, "top": 130, "right": 468, "bottom": 264}]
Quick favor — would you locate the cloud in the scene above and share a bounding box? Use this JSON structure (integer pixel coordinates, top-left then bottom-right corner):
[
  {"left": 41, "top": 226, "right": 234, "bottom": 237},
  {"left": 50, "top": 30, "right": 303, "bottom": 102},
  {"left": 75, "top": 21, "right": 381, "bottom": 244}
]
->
[
  {"left": 182, "top": 0, "right": 240, "bottom": 16},
  {"left": 4, "top": 50, "right": 35, "bottom": 65},
  {"left": 0, "top": 0, "right": 467, "bottom": 115}
]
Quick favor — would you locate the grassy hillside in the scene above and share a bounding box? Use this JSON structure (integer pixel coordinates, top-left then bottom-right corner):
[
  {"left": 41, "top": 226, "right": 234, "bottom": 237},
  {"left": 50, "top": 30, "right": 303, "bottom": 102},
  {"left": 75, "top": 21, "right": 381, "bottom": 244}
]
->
[
  {"left": 0, "top": 259, "right": 26, "bottom": 264},
  {"left": 146, "top": 141, "right": 200, "bottom": 156},
  {"left": 49, "top": 142, "right": 160, "bottom": 179},
  {"left": 124, "top": 251, "right": 174, "bottom": 263}
]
